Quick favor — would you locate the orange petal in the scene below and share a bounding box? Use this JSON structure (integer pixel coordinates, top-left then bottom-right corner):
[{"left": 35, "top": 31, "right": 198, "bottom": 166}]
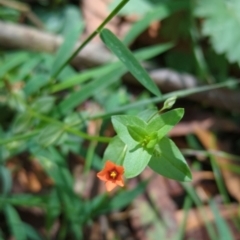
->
[
  {"left": 116, "top": 177, "right": 124, "bottom": 187},
  {"left": 97, "top": 171, "right": 108, "bottom": 181},
  {"left": 105, "top": 160, "right": 116, "bottom": 171},
  {"left": 116, "top": 165, "right": 124, "bottom": 174},
  {"left": 106, "top": 181, "right": 117, "bottom": 192}
]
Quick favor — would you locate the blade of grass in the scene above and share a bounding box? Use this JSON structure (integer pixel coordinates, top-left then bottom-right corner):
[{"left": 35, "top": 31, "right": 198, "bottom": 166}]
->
[
  {"left": 100, "top": 28, "right": 161, "bottom": 96},
  {"left": 4, "top": 204, "right": 27, "bottom": 240},
  {"left": 50, "top": 24, "right": 82, "bottom": 78},
  {"left": 209, "top": 155, "right": 230, "bottom": 203},
  {"left": 0, "top": 165, "right": 12, "bottom": 195},
  {"left": 174, "top": 196, "right": 192, "bottom": 240},
  {"left": 50, "top": 62, "right": 119, "bottom": 93},
  {"left": 57, "top": 66, "right": 126, "bottom": 115},
  {"left": 182, "top": 183, "right": 218, "bottom": 240},
  {"left": 0, "top": 52, "right": 29, "bottom": 79},
  {"left": 210, "top": 200, "right": 234, "bottom": 240}
]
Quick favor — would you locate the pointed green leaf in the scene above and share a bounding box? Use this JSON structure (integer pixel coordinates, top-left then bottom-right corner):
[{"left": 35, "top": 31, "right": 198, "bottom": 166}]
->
[
  {"left": 127, "top": 125, "right": 148, "bottom": 142},
  {"left": 51, "top": 22, "right": 82, "bottom": 77},
  {"left": 149, "top": 137, "right": 192, "bottom": 181},
  {"left": 0, "top": 166, "right": 12, "bottom": 195},
  {"left": 12, "top": 113, "right": 32, "bottom": 134},
  {"left": 146, "top": 138, "right": 158, "bottom": 149},
  {"left": 4, "top": 204, "right": 27, "bottom": 240},
  {"left": 210, "top": 201, "right": 234, "bottom": 240},
  {"left": 38, "top": 125, "right": 66, "bottom": 147},
  {"left": 147, "top": 108, "right": 184, "bottom": 139},
  {"left": 112, "top": 115, "right": 147, "bottom": 143},
  {"left": 100, "top": 28, "right": 161, "bottom": 96},
  {"left": 31, "top": 96, "right": 55, "bottom": 114}
]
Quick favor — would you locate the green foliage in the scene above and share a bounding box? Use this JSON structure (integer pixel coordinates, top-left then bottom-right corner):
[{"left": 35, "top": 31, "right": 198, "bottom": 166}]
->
[
  {"left": 104, "top": 106, "right": 190, "bottom": 179},
  {"left": 4, "top": 205, "right": 27, "bottom": 240},
  {"left": 149, "top": 137, "right": 192, "bottom": 181},
  {"left": 1, "top": 0, "right": 239, "bottom": 238},
  {"left": 195, "top": 0, "right": 240, "bottom": 65},
  {"left": 100, "top": 28, "right": 161, "bottom": 96}
]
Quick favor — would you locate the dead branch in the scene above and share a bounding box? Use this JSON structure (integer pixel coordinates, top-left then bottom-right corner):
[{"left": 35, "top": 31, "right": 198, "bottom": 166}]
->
[{"left": 0, "top": 20, "right": 239, "bottom": 112}]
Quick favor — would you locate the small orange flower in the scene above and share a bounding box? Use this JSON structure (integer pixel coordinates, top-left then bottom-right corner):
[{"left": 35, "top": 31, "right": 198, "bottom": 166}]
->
[{"left": 97, "top": 160, "right": 124, "bottom": 192}]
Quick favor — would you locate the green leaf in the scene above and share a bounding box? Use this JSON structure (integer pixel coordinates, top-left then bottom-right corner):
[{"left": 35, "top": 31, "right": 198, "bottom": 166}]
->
[
  {"left": 0, "top": 52, "right": 29, "bottom": 79},
  {"left": 0, "top": 165, "right": 12, "bottom": 195},
  {"left": 51, "top": 62, "right": 118, "bottom": 93},
  {"left": 4, "top": 204, "right": 27, "bottom": 240},
  {"left": 127, "top": 125, "right": 148, "bottom": 142},
  {"left": 38, "top": 125, "right": 66, "bottom": 147},
  {"left": 23, "top": 223, "right": 42, "bottom": 240},
  {"left": 31, "top": 96, "right": 55, "bottom": 114},
  {"left": 0, "top": 194, "right": 48, "bottom": 207},
  {"left": 112, "top": 115, "right": 147, "bottom": 143},
  {"left": 146, "top": 138, "right": 158, "bottom": 149},
  {"left": 51, "top": 43, "right": 172, "bottom": 93},
  {"left": 24, "top": 73, "right": 50, "bottom": 96},
  {"left": 147, "top": 108, "right": 184, "bottom": 139},
  {"left": 195, "top": 0, "right": 240, "bottom": 65},
  {"left": 100, "top": 28, "right": 161, "bottom": 96},
  {"left": 103, "top": 136, "right": 127, "bottom": 165},
  {"left": 149, "top": 137, "right": 192, "bottom": 181},
  {"left": 58, "top": 66, "right": 125, "bottom": 115},
  {"left": 51, "top": 19, "right": 82, "bottom": 77},
  {"left": 112, "top": 115, "right": 152, "bottom": 178},
  {"left": 16, "top": 55, "right": 42, "bottom": 81},
  {"left": 12, "top": 113, "right": 32, "bottom": 134}
]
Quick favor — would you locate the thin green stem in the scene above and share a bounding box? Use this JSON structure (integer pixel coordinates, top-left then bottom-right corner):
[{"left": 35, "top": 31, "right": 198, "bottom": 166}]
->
[
  {"left": 0, "top": 130, "right": 40, "bottom": 145},
  {"left": 90, "top": 80, "right": 240, "bottom": 120},
  {"left": 52, "top": 0, "right": 130, "bottom": 78},
  {"left": 209, "top": 155, "right": 230, "bottom": 203},
  {"left": 84, "top": 140, "right": 98, "bottom": 173},
  {"left": 28, "top": 109, "right": 111, "bottom": 143}
]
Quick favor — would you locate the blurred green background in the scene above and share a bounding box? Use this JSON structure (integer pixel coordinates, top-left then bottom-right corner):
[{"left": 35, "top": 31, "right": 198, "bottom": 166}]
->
[{"left": 0, "top": 0, "right": 240, "bottom": 239}]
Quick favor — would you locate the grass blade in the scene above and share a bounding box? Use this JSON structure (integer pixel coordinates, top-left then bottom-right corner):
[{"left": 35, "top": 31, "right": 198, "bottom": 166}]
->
[
  {"left": 210, "top": 201, "right": 234, "bottom": 240},
  {"left": 4, "top": 204, "right": 27, "bottom": 240}
]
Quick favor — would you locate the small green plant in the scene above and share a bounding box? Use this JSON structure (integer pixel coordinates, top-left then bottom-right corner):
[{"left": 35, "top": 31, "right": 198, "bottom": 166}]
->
[{"left": 101, "top": 101, "right": 191, "bottom": 184}]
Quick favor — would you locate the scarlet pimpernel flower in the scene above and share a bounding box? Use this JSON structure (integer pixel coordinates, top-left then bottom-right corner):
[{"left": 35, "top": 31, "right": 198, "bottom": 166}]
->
[{"left": 97, "top": 160, "right": 124, "bottom": 192}]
